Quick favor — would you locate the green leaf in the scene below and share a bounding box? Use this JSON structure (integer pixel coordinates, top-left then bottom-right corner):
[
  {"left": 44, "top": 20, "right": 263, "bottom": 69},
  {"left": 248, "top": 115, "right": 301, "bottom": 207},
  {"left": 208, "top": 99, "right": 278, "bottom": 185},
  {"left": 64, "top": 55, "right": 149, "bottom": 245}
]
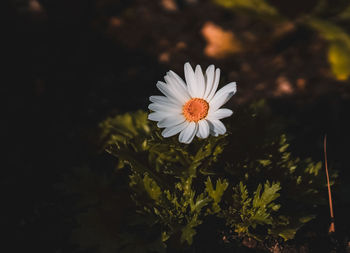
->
[
  {"left": 307, "top": 18, "right": 350, "bottom": 80},
  {"left": 259, "top": 159, "right": 272, "bottom": 166},
  {"left": 205, "top": 177, "right": 229, "bottom": 203},
  {"left": 143, "top": 174, "right": 162, "bottom": 201},
  {"left": 253, "top": 181, "right": 281, "bottom": 208},
  {"left": 100, "top": 110, "right": 150, "bottom": 149},
  {"left": 213, "top": 0, "right": 280, "bottom": 18},
  {"left": 225, "top": 181, "right": 281, "bottom": 237},
  {"left": 269, "top": 215, "right": 316, "bottom": 241},
  {"left": 181, "top": 225, "right": 197, "bottom": 245},
  {"left": 337, "top": 4, "right": 350, "bottom": 20},
  {"left": 205, "top": 177, "right": 229, "bottom": 213},
  {"left": 327, "top": 41, "right": 350, "bottom": 80}
]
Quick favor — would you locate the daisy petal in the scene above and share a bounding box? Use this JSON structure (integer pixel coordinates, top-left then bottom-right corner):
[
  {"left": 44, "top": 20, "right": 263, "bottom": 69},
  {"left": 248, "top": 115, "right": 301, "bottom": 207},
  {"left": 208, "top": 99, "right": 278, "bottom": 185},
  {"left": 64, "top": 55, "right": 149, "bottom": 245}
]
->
[
  {"left": 162, "top": 121, "right": 189, "bottom": 138},
  {"left": 184, "top": 62, "right": 197, "bottom": 98},
  {"left": 206, "top": 68, "right": 220, "bottom": 101},
  {"left": 210, "top": 129, "right": 219, "bottom": 137},
  {"left": 148, "top": 102, "right": 182, "bottom": 113},
  {"left": 209, "top": 82, "right": 236, "bottom": 112},
  {"left": 207, "top": 108, "right": 233, "bottom": 120},
  {"left": 148, "top": 111, "right": 168, "bottom": 121},
  {"left": 157, "top": 114, "right": 185, "bottom": 128},
  {"left": 207, "top": 119, "right": 226, "bottom": 135},
  {"left": 197, "top": 120, "right": 210, "bottom": 139},
  {"left": 156, "top": 81, "right": 183, "bottom": 104},
  {"left": 168, "top": 70, "right": 188, "bottom": 90},
  {"left": 164, "top": 74, "right": 190, "bottom": 103},
  {"left": 195, "top": 65, "right": 205, "bottom": 98},
  {"left": 179, "top": 121, "right": 197, "bottom": 144},
  {"left": 203, "top": 65, "right": 215, "bottom": 99},
  {"left": 149, "top": 95, "right": 177, "bottom": 106}
]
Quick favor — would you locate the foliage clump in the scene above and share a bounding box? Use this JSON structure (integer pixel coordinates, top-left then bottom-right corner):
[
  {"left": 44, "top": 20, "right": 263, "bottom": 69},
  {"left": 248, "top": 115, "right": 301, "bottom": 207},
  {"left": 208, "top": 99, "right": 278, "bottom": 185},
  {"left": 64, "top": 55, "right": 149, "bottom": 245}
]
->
[
  {"left": 89, "top": 100, "right": 331, "bottom": 251},
  {"left": 224, "top": 181, "right": 281, "bottom": 238},
  {"left": 102, "top": 109, "right": 229, "bottom": 246},
  {"left": 65, "top": 101, "right": 333, "bottom": 252}
]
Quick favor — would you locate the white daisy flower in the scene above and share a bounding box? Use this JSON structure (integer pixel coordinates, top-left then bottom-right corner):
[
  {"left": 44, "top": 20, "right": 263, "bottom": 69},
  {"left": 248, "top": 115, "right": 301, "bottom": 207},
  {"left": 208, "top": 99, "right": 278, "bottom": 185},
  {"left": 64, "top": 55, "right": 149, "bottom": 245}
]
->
[{"left": 148, "top": 62, "right": 237, "bottom": 144}]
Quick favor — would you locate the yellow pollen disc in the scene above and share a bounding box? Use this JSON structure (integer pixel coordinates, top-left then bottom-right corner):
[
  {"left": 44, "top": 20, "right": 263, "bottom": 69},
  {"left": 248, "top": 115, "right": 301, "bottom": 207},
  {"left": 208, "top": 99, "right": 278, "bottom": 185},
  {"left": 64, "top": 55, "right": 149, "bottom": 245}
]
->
[{"left": 183, "top": 98, "right": 209, "bottom": 122}]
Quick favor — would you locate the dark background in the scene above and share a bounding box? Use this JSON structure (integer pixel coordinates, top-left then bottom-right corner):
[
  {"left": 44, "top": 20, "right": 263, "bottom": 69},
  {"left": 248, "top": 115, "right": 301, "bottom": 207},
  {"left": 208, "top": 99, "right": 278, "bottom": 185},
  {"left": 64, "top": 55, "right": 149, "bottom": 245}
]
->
[{"left": 3, "top": 0, "right": 350, "bottom": 252}]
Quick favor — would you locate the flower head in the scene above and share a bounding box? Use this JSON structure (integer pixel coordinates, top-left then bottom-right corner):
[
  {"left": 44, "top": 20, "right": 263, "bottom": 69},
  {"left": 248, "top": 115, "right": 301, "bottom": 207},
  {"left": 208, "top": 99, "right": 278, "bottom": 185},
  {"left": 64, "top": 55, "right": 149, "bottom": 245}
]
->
[{"left": 148, "top": 62, "right": 237, "bottom": 144}]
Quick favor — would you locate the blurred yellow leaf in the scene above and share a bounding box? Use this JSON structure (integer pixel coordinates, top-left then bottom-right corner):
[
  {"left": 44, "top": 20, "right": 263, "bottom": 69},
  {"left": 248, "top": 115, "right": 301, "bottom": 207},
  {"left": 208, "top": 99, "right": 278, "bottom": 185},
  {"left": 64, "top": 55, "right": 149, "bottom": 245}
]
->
[
  {"left": 308, "top": 18, "right": 350, "bottom": 45},
  {"left": 213, "top": 0, "right": 279, "bottom": 17},
  {"left": 337, "top": 4, "right": 350, "bottom": 20},
  {"left": 308, "top": 18, "right": 350, "bottom": 81},
  {"left": 201, "top": 21, "right": 242, "bottom": 59},
  {"left": 328, "top": 42, "right": 350, "bottom": 81}
]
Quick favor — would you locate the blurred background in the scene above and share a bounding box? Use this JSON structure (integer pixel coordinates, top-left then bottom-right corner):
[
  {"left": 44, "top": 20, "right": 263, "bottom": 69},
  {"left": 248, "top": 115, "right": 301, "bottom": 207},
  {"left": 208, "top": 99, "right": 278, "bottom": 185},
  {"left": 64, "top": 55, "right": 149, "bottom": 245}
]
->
[{"left": 3, "top": 0, "right": 350, "bottom": 252}]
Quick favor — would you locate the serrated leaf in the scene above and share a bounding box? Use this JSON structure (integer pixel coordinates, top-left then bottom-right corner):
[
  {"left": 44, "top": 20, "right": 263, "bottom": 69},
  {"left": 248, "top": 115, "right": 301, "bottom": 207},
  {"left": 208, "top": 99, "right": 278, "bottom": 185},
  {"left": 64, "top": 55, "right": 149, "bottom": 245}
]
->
[
  {"left": 205, "top": 177, "right": 229, "bottom": 204},
  {"left": 259, "top": 181, "right": 281, "bottom": 206},
  {"left": 143, "top": 174, "right": 162, "bottom": 201},
  {"left": 181, "top": 225, "right": 196, "bottom": 245}
]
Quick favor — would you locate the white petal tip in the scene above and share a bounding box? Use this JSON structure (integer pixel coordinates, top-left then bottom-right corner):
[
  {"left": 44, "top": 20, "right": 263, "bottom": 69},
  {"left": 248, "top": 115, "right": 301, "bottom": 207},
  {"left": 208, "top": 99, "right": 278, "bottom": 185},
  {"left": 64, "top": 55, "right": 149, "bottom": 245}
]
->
[
  {"left": 230, "top": 82, "right": 237, "bottom": 93},
  {"left": 206, "top": 65, "right": 214, "bottom": 72},
  {"left": 161, "top": 131, "right": 170, "bottom": 138},
  {"left": 149, "top": 96, "right": 156, "bottom": 102},
  {"left": 184, "top": 62, "right": 193, "bottom": 71}
]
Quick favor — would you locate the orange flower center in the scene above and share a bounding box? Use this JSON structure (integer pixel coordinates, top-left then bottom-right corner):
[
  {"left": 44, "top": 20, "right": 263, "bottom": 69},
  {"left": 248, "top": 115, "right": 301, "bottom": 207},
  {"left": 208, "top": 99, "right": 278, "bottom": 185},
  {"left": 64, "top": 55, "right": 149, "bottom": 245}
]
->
[{"left": 183, "top": 98, "right": 209, "bottom": 122}]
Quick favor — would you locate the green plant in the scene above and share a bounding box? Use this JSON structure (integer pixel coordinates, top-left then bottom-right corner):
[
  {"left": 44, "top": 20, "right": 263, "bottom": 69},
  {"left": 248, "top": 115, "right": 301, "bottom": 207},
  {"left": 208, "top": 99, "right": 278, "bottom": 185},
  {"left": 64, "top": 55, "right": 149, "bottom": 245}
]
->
[{"left": 97, "top": 100, "right": 332, "bottom": 249}]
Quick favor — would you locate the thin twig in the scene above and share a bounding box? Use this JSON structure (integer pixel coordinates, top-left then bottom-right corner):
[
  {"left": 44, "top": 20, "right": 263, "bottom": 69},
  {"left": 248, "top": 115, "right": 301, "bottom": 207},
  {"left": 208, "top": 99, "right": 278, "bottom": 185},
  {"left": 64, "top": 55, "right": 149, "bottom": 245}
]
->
[{"left": 324, "top": 134, "right": 335, "bottom": 233}]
